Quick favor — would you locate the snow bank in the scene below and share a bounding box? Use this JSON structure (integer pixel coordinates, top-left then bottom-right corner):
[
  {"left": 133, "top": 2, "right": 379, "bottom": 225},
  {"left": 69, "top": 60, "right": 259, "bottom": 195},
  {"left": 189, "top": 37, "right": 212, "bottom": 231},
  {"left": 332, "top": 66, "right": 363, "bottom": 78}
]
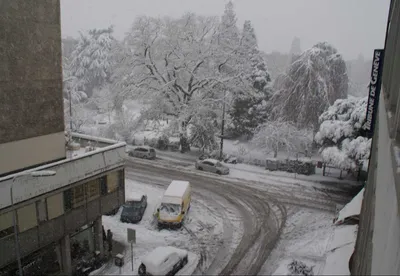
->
[
  {"left": 335, "top": 188, "right": 364, "bottom": 224},
  {"left": 260, "top": 209, "right": 334, "bottom": 275},
  {"left": 322, "top": 225, "right": 358, "bottom": 275}
]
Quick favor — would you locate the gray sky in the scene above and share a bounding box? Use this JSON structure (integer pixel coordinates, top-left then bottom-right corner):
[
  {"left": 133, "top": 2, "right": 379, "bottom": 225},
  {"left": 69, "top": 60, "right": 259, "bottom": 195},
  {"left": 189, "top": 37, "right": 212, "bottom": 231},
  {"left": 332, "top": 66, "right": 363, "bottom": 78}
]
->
[{"left": 61, "top": 0, "right": 390, "bottom": 60}]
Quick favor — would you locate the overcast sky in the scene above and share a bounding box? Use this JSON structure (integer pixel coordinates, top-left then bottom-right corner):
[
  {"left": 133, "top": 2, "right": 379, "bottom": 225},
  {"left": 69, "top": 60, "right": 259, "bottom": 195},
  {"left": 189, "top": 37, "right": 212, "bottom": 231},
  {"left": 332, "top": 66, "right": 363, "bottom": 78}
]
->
[{"left": 61, "top": 0, "right": 390, "bottom": 60}]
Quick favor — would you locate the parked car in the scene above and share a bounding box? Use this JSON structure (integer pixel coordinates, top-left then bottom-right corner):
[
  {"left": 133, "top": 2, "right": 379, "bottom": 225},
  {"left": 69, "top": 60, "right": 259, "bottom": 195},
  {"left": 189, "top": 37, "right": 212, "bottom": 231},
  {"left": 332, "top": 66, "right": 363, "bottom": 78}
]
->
[
  {"left": 155, "top": 181, "right": 191, "bottom": 229},
  {"left": 138, "top": 246, "right": 189, "bottom": 276},
  {"left": 195, "top": 159, "right": 230, "bottom": 175},
  {"left": 120, "top": 194, "right": 148, "bottom": 223},
  {"left": 129, "top": 146, "right": 156, "bottom": 159}
]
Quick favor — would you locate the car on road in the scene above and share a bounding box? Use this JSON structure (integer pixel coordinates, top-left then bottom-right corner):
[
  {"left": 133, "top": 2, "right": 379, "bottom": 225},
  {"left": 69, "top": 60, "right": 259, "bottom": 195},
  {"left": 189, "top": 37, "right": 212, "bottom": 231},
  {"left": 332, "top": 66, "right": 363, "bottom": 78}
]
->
[
  {"left": 129, "top": 146, "right": 156, "bottom": 159},
  {"left": 120, "top": 194, "right": 148, "bottom": 223},
  {"left": 195, "top": 159, "right": 230, "bottom": 175},
  {"left": 138, "top": 246, "right": 189, "bottom": 276}
]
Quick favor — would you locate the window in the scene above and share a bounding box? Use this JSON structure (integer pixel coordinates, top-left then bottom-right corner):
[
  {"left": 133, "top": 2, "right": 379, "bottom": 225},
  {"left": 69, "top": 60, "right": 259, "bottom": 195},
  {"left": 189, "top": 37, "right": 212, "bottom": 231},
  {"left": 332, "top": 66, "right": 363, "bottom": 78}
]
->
[
  {"left": 86, "top": 179, "right": 100, "bottom": 201},
  {"left": 17, "top": 204, "right": 37, "bottom": 232},
  {"left": 36, "top": 199, "right": 47, "bottom": 223},
  {"left": 118, "top": 170, "right": 124, "bottom": 189},
  {"left": 100, "top": 176, "right": 108, "bottom": 195},
  {"left": 72, "top": 184, "right": 85, "bottom": 207},
  {"left": 47, "top": 193, "right": 64, "bottom": 220},
  {"left": 106, "top": 171, "right": 119, "bottom": 193},
  {"left": 0, "top": 212, "right": 14, "bottom": 238},
  {"left": 64, "top": 189, "right": 73, "bottom": 211}
]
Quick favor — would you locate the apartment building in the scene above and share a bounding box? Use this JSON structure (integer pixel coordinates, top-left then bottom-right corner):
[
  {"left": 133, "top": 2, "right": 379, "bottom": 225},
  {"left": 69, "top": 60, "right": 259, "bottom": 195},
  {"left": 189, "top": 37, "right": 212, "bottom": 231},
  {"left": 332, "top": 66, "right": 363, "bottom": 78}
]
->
[
  {"left": 0, "top": 1, "right": 125, "bottom": 275},
  {"left": 352, "top": 0, "right": 400, "bottom": 274}
]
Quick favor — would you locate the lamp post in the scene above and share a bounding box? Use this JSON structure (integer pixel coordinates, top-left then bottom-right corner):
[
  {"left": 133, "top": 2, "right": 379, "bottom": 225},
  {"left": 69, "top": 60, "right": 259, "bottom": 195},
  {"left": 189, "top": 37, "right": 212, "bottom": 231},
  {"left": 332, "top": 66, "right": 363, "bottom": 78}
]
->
[
  {"left": 11, "top": 170, "right": 56, "bottom": 276},
  {"left": 219, "top": 90, "right": 227, "bottom": 161}
]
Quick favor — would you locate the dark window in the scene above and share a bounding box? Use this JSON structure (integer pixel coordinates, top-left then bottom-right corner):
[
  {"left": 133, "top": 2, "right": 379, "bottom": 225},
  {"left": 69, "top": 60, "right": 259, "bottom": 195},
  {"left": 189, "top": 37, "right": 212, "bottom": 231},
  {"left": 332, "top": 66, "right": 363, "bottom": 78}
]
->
[
  {"left": 118, "top": 170, "right": 124, "bottom": 189},
  {"left": 64, "top": 189, "right": 73, "bottom": 211},
  {"left": 36, "top": 199, "right": 47, "bottom": 223},
  {"left": 100, "top": 176, "right": 108, "bottom": 195},
  {"left": 150, "top": 149, "right": 155, "bottom": 153},
  {"left": 0, "top": 226, "right": 14, "bottom": 239}
]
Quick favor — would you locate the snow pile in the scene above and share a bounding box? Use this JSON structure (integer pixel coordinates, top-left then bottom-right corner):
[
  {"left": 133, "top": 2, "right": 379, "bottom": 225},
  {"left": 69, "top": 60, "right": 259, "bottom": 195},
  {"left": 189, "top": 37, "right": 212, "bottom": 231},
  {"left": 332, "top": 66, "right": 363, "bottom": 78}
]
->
[
  {"left": 322, "top": 225, "right": 358, "bottom": 275},
  {"left": 335, "top": 187, "right": 364, "bottom": 225},
  {"left": 260, "top": 209, "right": 334, "bottom": 275}
]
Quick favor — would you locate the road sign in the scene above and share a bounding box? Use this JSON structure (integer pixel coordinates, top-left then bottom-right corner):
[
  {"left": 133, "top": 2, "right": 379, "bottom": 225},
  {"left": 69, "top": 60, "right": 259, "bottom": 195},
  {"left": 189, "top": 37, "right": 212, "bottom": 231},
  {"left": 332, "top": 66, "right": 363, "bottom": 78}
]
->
[{"left": 127, "top": 228, "right": 136, "bottom": 244}]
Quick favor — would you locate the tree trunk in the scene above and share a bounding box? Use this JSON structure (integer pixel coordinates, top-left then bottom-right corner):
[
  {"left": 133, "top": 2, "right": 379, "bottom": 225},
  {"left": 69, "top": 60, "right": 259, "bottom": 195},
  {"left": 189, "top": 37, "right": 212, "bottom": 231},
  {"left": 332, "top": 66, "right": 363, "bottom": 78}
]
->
[{"left": 274, "top": 149, "right": 278, "bottom": 158}]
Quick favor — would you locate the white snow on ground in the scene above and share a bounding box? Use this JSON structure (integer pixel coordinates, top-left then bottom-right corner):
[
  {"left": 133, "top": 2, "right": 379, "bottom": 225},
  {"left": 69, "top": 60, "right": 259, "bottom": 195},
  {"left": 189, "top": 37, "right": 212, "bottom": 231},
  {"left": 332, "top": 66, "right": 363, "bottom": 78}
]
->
[
  {"left": 259, "top": 208, "right": 335, "bottom": 276},
  {"left": 335, "top": 187, "right": 364, "bottom": 224},
  {"left": 224, "top": 163, "right": 358, "bottom": 186},
  {"left": 95, "top": 179, "right": 225, "bottom": 275},
  {"left": 322, "top": 225, "right": 358, "bottom": 275}
]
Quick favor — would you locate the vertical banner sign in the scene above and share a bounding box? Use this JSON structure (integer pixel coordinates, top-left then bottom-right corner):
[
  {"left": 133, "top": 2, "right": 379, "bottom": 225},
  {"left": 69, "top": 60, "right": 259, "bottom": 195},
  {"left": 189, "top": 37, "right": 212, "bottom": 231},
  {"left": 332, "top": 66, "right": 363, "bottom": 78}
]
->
[{"left": 364, "top": 49, "right": 385, "bottom": 138}]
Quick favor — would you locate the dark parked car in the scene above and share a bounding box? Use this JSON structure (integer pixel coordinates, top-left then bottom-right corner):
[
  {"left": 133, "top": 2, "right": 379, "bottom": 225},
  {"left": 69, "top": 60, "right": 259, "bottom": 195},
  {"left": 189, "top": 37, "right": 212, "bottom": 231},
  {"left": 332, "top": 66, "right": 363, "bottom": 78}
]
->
[{"left": 120, "top": 194, "right": 148, "bottom": 223}]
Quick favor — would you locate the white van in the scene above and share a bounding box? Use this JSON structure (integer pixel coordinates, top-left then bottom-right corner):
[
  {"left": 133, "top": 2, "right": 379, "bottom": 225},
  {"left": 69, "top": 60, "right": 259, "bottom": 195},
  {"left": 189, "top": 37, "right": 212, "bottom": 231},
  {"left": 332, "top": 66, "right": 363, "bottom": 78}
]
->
[{"left": 156, "top": 181, "right": 191, "bottom": 229}]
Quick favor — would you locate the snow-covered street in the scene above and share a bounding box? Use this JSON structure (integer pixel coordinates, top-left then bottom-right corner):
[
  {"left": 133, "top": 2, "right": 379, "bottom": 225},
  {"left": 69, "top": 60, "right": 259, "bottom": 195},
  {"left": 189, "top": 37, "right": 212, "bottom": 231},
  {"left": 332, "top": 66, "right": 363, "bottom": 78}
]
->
[{"left": 98, "top": 156, "right": 354, "bottom": 275}]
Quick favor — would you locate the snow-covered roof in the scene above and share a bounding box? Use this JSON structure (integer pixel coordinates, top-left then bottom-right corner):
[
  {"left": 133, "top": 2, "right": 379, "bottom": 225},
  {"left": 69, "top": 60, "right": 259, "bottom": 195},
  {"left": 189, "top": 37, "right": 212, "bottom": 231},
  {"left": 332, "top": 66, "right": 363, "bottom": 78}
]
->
[
  {"left": 125, "top": 192, "right": 144, "bottom": 202},
  {"left": 335, "top": 187, "right": 364, "bottom": 224},
  {"left": 164, "top": 181, "right": 190, "bottom": 198},
  {"left": 142, "top": 246, "right": 187, "bottom": 273}
]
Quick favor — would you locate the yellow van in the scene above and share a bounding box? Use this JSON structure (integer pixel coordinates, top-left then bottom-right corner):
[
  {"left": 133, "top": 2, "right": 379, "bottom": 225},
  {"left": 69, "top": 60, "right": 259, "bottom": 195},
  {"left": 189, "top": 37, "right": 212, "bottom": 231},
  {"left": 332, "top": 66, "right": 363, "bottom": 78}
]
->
[{"left": 156, "top": 180, "right": 191, "bottom": 229}]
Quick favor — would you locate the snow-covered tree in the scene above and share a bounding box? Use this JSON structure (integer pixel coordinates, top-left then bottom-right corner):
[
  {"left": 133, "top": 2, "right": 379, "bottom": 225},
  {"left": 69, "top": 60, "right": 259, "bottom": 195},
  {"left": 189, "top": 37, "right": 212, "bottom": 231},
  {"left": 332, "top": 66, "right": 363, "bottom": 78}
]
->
[
  {"left": 189, "top": 104, "right": 220, "bottom": 152},
  {"left": 252, "top": 119, "right": 313, "bottom": 158},
  {"left": 70, "top": 26, "right": 116, "bottom": 97},
  {"left": 114, "top": 13, "right": 246, "bottom": 137},
  {"left": 272, "top": 42, "right": 348, "bottom": 132},
  {"left": 228, "top": 20, "right": 272, "bottom": 138},
  {"left": 315, "top": 96, "right": 371, "bottom": 169}
]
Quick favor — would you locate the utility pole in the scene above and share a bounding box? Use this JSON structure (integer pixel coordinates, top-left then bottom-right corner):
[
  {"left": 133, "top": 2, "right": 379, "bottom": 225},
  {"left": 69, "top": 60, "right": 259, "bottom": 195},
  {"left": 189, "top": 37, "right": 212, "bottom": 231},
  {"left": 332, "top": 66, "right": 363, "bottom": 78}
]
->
[
  {"left": 219, "top": 90, "right": 226, "bottom": 161},
  {"left": 69, "top": 89, "right": 73, "bottom": 132}
]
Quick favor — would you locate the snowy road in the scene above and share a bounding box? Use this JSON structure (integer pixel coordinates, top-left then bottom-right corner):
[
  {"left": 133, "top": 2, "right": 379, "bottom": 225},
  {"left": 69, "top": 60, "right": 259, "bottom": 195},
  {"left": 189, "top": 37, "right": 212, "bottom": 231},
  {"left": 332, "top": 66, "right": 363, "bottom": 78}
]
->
[
  {"left": 125, "top": 157, "right": 351, "bottom": 275},
  {"left": 125, "top": 158, "right": 286, "bottom": 275}
]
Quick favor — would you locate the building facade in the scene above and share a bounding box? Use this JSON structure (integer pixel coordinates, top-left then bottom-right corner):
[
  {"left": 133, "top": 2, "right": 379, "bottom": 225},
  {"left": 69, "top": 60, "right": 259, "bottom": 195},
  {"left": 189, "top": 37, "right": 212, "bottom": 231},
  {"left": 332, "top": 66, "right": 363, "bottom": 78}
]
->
[
  {"left": 0, "top": 1, "right": 126, "bottom": 275},
  {"left": 0, "top": 0, "right": 66, "bottom": 177},
  {"left": 352, "top": 0, "right": 400, "bottom": 274}
]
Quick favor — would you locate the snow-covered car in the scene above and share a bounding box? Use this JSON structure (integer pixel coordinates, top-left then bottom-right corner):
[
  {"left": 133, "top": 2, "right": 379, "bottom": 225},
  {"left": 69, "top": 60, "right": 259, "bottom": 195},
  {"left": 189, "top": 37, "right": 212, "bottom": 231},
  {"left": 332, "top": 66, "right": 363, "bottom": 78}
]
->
[
  {"left": 195, "top": 159, "right": 230, "bottom": 175},
  {"left": 120, "top": 194, "right": 147, "bottom": 223},
  {"left": 129, "top": 146, "right": 156, "bottom": 159},
  {"left": 138, "top": 246, "right": 189, "bottom": 276}
]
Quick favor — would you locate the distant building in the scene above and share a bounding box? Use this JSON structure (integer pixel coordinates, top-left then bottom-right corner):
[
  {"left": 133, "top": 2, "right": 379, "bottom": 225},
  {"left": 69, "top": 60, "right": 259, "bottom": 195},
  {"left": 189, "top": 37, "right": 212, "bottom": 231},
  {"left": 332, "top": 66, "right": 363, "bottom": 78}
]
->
[
  {"left": 352, "top": 0, "right": 400, "bottom": 274},
  {"left": 0, "top": 1, "right": 125, "bottom": 275}
]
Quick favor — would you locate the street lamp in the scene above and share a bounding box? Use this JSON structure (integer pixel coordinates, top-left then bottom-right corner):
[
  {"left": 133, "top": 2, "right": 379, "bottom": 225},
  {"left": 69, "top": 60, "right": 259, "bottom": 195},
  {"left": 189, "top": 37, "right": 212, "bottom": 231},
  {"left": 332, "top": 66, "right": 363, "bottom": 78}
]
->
[
  {"left": 219, "top": 90, "right": 228, "bottom": 161},
  {"left": 11, "top": 170, "right": 56, "bottom": 276}
]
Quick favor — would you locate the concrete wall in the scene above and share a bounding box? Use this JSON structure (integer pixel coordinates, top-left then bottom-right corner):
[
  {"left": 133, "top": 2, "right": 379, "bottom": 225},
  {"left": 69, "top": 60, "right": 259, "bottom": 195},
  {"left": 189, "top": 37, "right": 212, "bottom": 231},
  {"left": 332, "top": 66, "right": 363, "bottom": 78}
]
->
[
  {"left": 353, "top": 92, "right": 400, "bottom": 275},
  {"left": 370, "top": 95, "right": 400, "bottom": 274},
  {"left": 0, "top": 0, "right": 65, "bottom": 174}
]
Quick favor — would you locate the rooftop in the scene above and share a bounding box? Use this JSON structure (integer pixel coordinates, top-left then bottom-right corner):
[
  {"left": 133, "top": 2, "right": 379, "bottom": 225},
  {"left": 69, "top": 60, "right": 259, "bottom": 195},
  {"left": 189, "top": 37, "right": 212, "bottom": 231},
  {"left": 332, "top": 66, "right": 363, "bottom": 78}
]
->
[{"left": 0, "top": 132, "right": 126, "bottom": 210}]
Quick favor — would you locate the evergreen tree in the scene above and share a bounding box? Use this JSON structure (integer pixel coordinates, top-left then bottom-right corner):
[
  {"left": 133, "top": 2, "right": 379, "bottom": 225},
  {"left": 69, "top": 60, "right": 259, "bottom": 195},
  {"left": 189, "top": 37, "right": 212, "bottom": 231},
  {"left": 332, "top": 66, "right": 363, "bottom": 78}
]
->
[
  {"left": 228, "top": 20, "right": 272, "bottom": 138},
  {"left": 70, "top": 26, "right": 115, "bottom": 97}
]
